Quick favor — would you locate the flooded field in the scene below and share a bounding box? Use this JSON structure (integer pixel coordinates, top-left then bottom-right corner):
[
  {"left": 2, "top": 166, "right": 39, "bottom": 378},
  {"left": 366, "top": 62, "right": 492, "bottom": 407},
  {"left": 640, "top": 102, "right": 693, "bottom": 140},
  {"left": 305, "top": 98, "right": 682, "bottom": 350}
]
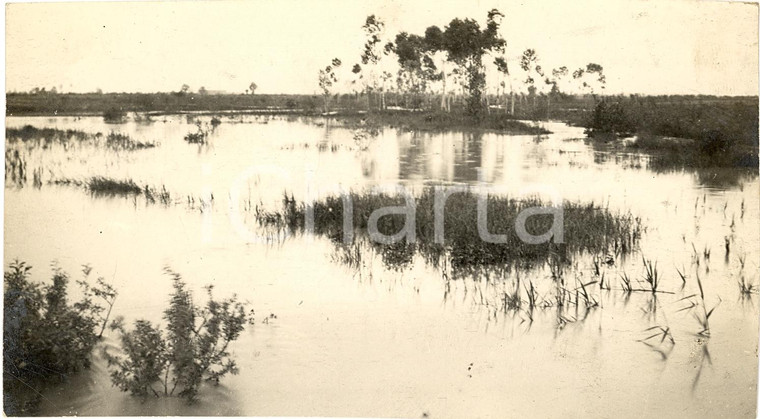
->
[{"left": 4, "top": 115, "right": 759, "bottom": 417}]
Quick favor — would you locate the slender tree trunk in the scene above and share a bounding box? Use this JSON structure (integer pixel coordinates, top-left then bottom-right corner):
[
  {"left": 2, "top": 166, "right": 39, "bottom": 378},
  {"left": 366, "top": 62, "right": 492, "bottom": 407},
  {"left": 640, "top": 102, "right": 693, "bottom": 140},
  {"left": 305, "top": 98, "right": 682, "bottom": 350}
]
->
[
  {"left": 508, "top": 76, "right": 515, "bottom": 115},
  {"left": 440, "top": 67, "right": 447, "bottom": 111},
  {"left": 98, "top": 302, "right": 114, "bottom": 338}
]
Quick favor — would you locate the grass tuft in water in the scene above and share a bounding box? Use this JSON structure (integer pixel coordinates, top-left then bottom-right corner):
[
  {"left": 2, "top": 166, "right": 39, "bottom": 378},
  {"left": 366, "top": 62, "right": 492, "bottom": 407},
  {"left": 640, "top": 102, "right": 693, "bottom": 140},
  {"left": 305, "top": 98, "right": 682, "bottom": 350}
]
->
[
  {"left": 258, "top": 188, "right": 642, "bottom": 276},
  {"left": 6, "top": 125, "right": 155, "bottom": 150},
  {"left": 87, "top": 177, "right": 143, "bottom": 196}
]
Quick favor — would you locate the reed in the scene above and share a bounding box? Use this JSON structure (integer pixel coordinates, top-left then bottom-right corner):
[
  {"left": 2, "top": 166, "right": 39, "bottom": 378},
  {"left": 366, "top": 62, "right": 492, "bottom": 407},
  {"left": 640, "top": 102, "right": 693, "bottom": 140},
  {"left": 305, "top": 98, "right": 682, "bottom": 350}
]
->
[
  {"left": 642, "top": 257, "right": 660, "bottom": 293},
  {"left": 738, "top": 276, "right": 757, "bottom": 295}
]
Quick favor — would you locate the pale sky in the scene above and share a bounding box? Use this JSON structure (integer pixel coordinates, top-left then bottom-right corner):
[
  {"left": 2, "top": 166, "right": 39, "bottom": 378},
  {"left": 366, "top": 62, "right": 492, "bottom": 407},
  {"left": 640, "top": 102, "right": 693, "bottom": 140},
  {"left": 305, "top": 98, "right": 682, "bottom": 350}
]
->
[{"left": 5, "top": 0, "right": 759, "bottom": 96}]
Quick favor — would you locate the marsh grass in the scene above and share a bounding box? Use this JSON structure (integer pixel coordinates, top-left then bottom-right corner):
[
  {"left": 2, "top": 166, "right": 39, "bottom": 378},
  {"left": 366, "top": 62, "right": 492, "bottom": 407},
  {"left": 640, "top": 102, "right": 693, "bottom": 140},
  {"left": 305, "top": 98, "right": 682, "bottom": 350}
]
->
[
  {"left": 87, "top": 177, "right": 142, "bottom": 196},
  {"left": 341, "top": 111, "right": 552, "bottom": 134},
  {"left": 104, "top": 132, "right": 156, "bottom": 150},
  {"left": 258, "top": 188, "right": 642, "bottom": 277},
  {"left": 642, "top": 258, "right": 660, "bottom": 293},
  {"left": 184, "top": 122, "right": 210, "bottom": 144},
  {"left": 6, "top": 125, "right": 155, "bottom": 150},
  {"left": 738, "top": 276, "right": 757, "bottom": 295},
  {"left": 676, "top": 272, "right": 720, "bottom": 337}
]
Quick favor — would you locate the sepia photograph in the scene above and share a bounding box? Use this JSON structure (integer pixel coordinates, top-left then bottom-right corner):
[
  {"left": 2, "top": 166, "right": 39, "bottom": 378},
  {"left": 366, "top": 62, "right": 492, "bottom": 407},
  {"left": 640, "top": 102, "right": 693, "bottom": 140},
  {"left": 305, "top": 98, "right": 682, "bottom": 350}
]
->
[{"left": 3, "top": 0, "right": 759, "bottom": 417}]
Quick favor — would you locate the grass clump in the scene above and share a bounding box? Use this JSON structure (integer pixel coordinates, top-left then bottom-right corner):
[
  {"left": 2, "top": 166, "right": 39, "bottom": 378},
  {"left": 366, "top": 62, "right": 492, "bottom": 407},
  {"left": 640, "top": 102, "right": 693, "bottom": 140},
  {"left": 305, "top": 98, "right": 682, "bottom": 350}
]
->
[
  {"left": 6, "top": 125, "right": 89, "bottom": 144},
  {"left": 259, "top": 188, "right": 641, "bottom": 276},
  {"left": 87, "top": 176, "right": 142, "bottom": 196},
  {"left": 6, "top": 125, "right": 156, "bottom": 151},
  {"left": 184, "top": 122, "right": 210, "bottom": 144},
  {"left": 104, "top": 131, "right": 156, "bottom": 150}
]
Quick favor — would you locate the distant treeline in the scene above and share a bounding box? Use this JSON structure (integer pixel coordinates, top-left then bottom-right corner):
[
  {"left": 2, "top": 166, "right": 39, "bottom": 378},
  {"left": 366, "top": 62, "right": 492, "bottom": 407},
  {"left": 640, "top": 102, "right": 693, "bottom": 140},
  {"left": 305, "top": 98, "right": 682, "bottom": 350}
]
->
[
  {"left": 6, "top": 91, "right": 755, "bottom": 120},
  {"left": 6, "top": 90, "right": 590, "bottom": 116}
]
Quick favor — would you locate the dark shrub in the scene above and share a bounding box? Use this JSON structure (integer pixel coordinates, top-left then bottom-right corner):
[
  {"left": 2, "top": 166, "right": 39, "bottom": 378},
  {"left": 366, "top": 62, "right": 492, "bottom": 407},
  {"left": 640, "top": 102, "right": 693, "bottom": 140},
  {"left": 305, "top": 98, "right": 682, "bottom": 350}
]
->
[
  {"left": 104, "top": 269, "right": 252, "bottom": 402},
  {"left": 103, "top": 107, "right": 127, "bottom": 123},
  {"left": 4, "top": 261, "right": 109, "bottom": 414},
  {"left": 587, "top": 100, "right": 635, "bottom": 135}
]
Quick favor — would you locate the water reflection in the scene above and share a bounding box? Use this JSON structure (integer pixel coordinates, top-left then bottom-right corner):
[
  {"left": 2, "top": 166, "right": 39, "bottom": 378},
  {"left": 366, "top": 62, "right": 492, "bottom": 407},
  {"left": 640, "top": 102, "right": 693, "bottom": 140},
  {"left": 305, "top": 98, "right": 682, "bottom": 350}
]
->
[{"left": 4, "top": 115, "right": 759, "bottom": 417}]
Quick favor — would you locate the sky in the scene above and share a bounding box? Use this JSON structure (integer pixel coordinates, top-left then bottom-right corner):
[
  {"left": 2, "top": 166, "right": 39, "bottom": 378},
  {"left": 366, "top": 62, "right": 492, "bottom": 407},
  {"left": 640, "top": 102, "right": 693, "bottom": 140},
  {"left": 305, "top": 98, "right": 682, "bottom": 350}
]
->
[{"left": 5, "top": 0, "right": 759, "bottom": 96}]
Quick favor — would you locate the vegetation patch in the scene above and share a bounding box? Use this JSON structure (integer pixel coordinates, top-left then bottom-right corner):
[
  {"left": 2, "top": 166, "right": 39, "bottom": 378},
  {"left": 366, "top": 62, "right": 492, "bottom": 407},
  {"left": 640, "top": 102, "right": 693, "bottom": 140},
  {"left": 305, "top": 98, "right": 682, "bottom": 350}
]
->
[
  {"left": 103, "top": 107, "right": 127, "bottom": 123},
  {"left": 104, "top": 269, "right": 253, "bottom": 402},
  {"left": 584, "top": 97, "right": 759, "bottom": 169},
  {"left": 87, "top": 177, "right": 143, "bottom": 196},
  {"left": 6, "top": 125, "right": 156, "bottom": 150},
  {"left": 3, "top": 261, "right": 117, "bottom": 415},
  {"left": 334, "top": 111, "right": 550, "bottom": 134},
  {"left": 257, "top": 188, "right": 642, "bottom": 276}
]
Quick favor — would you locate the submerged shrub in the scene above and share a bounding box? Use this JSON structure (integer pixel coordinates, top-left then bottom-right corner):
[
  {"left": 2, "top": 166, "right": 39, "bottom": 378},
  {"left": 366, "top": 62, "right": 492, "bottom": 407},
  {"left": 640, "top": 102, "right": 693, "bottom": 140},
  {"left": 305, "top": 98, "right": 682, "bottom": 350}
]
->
[
  {"left": 104, "top": 269, "right": 252, "bottom": 402},
  {"left": 586, "top": 100, "right": 635, "bottom": 136},
  {"left": 3, "top": 261, "right": 115, "bottom": 414},
  {"left": 103, "top": 107, "right": 127, "bottom": 123},
  {"left": 184, "top": 122, "right": 209, "bottom": 144}
]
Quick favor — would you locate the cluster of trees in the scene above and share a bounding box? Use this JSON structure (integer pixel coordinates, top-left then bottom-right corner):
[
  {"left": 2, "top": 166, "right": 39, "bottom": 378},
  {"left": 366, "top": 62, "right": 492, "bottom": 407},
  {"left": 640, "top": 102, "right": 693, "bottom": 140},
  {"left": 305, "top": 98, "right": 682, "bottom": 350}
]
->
[
  {"left": 318, "top": 10, "right": 607, "bottom": 117},
  {"left": 27, "top": 86, "right": 62, "bottom": 94},
  {"left": 175, "top": 82, "right": 257, "bottom": 96}
]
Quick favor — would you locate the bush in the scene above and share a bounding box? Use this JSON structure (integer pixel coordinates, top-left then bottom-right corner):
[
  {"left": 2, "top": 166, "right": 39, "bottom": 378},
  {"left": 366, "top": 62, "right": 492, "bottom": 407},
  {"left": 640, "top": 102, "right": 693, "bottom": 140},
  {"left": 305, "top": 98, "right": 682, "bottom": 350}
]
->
[
  {"left": 104, "top": 269, "right": 253, "bottom": 402},
  {"left": 4, "top": 261, "right": 114, "bottom": 414},
  {"left": 184, "top": 122, "right": 208, "bottom": 144},
  {"left": 4, "top": 262, "right": 105, "bottom": 379},
  {"left": 586, "top": 100, "right": 635, "bottom": 135},
  {"left": 698, "top": 129, "right": 731, "bottom": 157},
  {"left": 103, "top": 107, "right": 127, "bottom": 123}
]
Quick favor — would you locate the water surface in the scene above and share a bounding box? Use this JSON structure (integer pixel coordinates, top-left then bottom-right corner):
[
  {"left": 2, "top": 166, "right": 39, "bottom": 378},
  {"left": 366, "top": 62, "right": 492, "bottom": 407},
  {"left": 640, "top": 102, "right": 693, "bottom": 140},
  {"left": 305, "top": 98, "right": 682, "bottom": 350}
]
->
[{"left": 4, "top": 115, "right": 759, "bottom": 417}]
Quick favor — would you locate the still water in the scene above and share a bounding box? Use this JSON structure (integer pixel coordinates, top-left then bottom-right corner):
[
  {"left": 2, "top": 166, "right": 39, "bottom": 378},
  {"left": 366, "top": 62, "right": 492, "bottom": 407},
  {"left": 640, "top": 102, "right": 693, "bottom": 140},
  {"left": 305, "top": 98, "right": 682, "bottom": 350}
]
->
[{"left": 4, "top": 115, "right": 759, "bottom": 417}]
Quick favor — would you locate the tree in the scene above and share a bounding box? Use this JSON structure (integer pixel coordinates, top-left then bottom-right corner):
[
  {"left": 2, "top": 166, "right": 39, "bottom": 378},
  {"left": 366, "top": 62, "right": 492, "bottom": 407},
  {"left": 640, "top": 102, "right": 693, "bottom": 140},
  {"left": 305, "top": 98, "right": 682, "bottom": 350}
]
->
[
  {"left": 422, "top": 25, "right": 452, "bottom": 112},
  {"left": 551, "top": 66, "right": 569, "bottom": 94},
  {"left": 249, "top": 82, "right": 257, "bottom": 95},
  {"left": 359, "top": 15, "right": 388, "bottom": 111},
  {"left": 519, "top": 49, "right": 542, "bottom": 107},
  {"left": 494, "top": 56, "right": 513, "bottom": 114},
  {"left": 440, "top": 9, "right": 505, "bottom": 116},
  {"left": 545, "top": 66, "right": 569, "bottom": 115},
  {"left": 318, "top": 58, "right": 342, "bottom": 113},
  {"left": 180, "top": 84, "right": 190, "bottom": 95},
  {"left": 573, "top": 63, "right": 606, "bottom": 96},
  {"left": 198, "top": 86, "right": 208, "bottom": 95},
  {"left": 393, "top": 32, "right": 437, "bottom": 108}
]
